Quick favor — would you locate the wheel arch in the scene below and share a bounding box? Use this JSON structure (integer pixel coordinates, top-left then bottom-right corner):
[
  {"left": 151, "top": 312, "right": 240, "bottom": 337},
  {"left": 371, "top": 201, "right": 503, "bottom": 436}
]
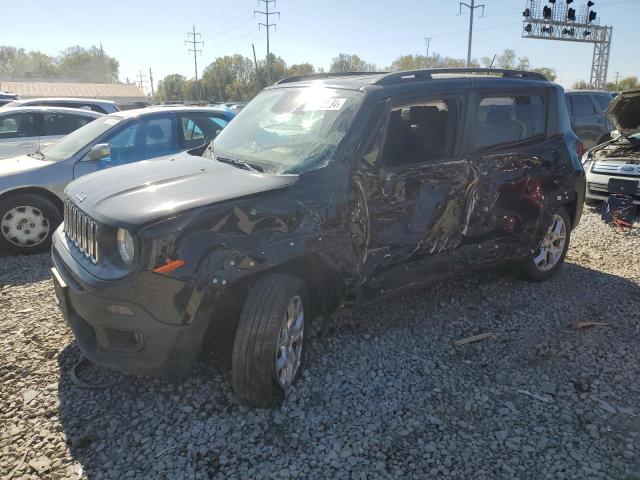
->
[{"left": 0, "top": 186, "right": 64, "bottom": 214}]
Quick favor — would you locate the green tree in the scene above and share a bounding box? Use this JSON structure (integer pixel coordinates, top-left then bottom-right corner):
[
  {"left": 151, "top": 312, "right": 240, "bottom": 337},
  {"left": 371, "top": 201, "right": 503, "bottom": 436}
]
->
[
  {"left": 154, "top": 74, "right": 188, "bottom": 103},
  {"left": 56, "top": 46, "right": 119, "bottom": 82},
  {"left": 618, "top": 76, "right": 639, "bottom": 91},
  {"left": 330, "top": 53, "right": 377, "bottom": 73},
  {"left": 531, "top": 67, "right": 557, "bottom": 82},
  {"left": 572, "top": 80, "right": 590, "bottom": 90}
]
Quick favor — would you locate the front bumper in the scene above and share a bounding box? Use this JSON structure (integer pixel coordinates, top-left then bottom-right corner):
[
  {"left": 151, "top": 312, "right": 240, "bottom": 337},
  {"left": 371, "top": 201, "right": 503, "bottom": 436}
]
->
[
  {"left": 585, "top": 162, "right": 640, "bottom": 205},
  {"left": 51, "top": 231, "right": 211, "bottom": 378}
]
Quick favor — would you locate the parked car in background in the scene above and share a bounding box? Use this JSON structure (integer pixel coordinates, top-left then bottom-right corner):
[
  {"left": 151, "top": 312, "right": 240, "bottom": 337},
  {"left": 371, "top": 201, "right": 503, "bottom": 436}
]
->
[
  {"left": 565, "top": 90, "right": 617, "bottom": 150},
  {"left": 0, "top": 91, "right": 18, "bottom": 107},
  {"left": 0, "top": 106, "right": 102, "bottom": 159},
  {"left": 583, "top": 90, "right": 640, "bottom": 204},
  {"left": 51, "top": 69, "right": 585, "bottom": 407},
  {"left": 2, "top": 97, "right": 120, "bottom": 114},
  {"left": 0, "top": 106, "right": 234, "bottom": 254}
]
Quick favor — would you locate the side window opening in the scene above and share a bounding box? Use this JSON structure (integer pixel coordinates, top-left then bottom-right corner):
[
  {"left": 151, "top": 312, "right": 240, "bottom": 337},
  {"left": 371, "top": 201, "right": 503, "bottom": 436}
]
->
[
  {"left": 473, "top": 95, "right": 546, "bottom": 149},
  {"left": 180, "top": 114, "right": 229, "bottom": 149},
  {"left": 570, "top": 95, "right": 596, "bottom": 117},
  {"left": 382, "top": 100, "right": 455, "bottom": 165},
  {"left": 0, "top": 113, "right": 36, "bottom": 139}
]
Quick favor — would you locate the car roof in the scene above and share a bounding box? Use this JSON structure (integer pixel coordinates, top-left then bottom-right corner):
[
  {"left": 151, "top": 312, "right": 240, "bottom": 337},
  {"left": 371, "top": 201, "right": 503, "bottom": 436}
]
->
[
  {"left": 12, "top": 97, "right": 118, "bottom": 105},
  {"left": 0, "top": 106, "right": 103, "bottom": 117},
  {"left": 271, "top": 68, "right": 554, "bottom": 92},
  {"left": 565, "top": 89, "right": 613, "bottom": 95},
  {"left": 106, "top": 106, "right": 235, "bottom": 119}
]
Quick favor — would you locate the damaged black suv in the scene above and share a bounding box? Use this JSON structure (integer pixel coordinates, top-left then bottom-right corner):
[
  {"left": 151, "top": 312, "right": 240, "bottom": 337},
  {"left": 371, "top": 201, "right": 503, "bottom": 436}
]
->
[{"left": 52, "top": 68, "right": 585, "bottom": 407}]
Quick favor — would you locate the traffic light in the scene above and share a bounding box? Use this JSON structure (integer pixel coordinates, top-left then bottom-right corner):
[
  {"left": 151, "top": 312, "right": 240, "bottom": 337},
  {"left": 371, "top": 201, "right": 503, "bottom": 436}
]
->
[
  {"left": 567, "top": 8, "right": 576, "bottom": 20},
  {"left": 543, "top": 5, "right": 552, "bottom": 18},
  {"left": 589, "top": 10, "right": 597, "bottom": 22}
]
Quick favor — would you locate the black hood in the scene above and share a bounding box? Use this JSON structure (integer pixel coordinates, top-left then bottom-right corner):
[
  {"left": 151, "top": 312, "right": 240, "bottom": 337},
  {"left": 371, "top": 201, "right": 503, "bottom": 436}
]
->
[
  {"left": 608, "top": 90, "right": 640, "bottom": 138},
  {"left": 65, "top": 153, "right": 298, "bottom": 227}
]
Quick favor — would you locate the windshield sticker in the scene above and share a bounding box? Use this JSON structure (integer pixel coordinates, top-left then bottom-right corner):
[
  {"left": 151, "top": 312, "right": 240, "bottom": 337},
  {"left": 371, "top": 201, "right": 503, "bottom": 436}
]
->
[
  {"left": 303, "top": 97, "right": 347, "bottom": 112},
  {"left": 104, "top": 118, "right": 121, "bottom": 126}
]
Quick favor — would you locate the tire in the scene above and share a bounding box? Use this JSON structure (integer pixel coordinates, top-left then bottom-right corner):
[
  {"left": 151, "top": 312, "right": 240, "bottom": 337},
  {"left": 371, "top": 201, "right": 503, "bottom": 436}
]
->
[
  {"left": 232, "top": 273, "right": 308, "bottom": 408},
  {"left": 0, "top": 193, "right": 62, "bottom": 255},
  {"left": 516, "top": 206, "right": 571, "bottom": 282}
]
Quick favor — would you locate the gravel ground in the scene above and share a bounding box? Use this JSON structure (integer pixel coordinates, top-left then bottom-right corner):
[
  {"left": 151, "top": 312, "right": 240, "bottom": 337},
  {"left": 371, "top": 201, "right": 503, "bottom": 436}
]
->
[{"left": 1, "top": 207, "right": 639, "bottom": 480}]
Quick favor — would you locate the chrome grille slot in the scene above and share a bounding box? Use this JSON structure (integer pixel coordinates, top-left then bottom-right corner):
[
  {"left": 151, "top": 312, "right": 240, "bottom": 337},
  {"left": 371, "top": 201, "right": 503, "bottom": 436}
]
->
[{"left": 63, "top": 198, "right": 99, "bottom": 264}]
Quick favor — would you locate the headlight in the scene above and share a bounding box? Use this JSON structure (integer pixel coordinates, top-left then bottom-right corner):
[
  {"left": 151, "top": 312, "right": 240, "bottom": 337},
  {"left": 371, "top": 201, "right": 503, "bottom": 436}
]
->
[{"left": 117, "top": 228, "right": 135, "bottom": 265}]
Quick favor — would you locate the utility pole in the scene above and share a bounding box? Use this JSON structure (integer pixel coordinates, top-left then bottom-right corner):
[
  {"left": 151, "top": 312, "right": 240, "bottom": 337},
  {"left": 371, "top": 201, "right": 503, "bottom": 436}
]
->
[
  {"left": 215, "top": 60, "right": 224, "bottom": 102},
  {"left": 136, "top": 70, "right": 147, "bottom": 93},
  {"left": 424, "top": 36, "right": 432, "bottom": 67},
  {"left": 459, "top": 0, "right": 485, "bottom": 67},
  {"left": 252, "top": 43, "right": 259, "bottom": 72},
  {"left": 614, "top": 71, "right": 620, "bottom": 87},
  {"left": 149, "top": 68, "right": 155, "bottom": 97},
  {"left": 255, "top": 0, "right": 280, "bottom": 85},
  {"left": 185, "top": 25, "right": 204, "bottom": 101}
]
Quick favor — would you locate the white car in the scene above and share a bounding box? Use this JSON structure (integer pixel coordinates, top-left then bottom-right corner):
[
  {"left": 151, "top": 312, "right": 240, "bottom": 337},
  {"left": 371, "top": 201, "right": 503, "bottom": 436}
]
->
[
  {"left": 1, "top": 97, "right": 119, "bottom": 114},
  {"left": 583, "top": 90, "right": 640, "bottom": 204},
  {"left": 0, "top": 107, "right": 102, "bottom": 159}
]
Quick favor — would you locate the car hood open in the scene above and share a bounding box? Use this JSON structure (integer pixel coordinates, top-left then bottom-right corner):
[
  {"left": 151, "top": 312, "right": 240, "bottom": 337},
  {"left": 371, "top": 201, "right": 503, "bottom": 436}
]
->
[
  {"left": 65, "top": 153, "right": 299, "bottom": 227},
  {"left": 608, "top": 89, "right": 640, "bottom": 138}
]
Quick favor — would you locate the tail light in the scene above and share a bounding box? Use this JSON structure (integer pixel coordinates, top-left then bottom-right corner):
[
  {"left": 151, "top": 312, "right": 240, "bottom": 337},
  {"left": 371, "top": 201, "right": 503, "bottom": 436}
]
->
[{"left": 577, "top": 142, "right": 584, "bottom": 160}]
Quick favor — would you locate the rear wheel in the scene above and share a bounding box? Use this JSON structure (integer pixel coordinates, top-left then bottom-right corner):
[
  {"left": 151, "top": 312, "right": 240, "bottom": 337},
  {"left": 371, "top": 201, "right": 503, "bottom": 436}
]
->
[
  {"left": 0, "top": 193, "right": 61, "bottom": 255},
  {"left": 232, "top": 274, "right": 308, "bottom": 408},
  {"left": 516, "top": 206, "right": 571, "bottom": 282}
]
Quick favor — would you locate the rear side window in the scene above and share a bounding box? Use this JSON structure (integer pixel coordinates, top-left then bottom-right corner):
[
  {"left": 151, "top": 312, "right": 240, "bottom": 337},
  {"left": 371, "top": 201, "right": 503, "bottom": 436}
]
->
[
  {"left": 592, "top": 95, "right": 612, "bottom": 113},
  {"left": 43, "top": 112, "right": 93, "bottom": 136},
  {"left": 570, "top": 95, "right": 596, "bottom": 117},
  {"left": 382, "top": 99, "right": 457, "bottom": 165},
  {"left": 179, "top": 113, "right": 229, "bottom": 149},
  {"left": 0, "top": 113, "right": 36, "bottom": 139},
  {"left": 473, "top": 95, "right": 546, "bottom": 149}
]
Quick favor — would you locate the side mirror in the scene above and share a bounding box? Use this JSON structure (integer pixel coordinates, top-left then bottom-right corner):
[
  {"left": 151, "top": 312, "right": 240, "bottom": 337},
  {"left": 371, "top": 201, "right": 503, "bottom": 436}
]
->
[{"left": 88, "top": 143, "right": 110, "bottom": 161}]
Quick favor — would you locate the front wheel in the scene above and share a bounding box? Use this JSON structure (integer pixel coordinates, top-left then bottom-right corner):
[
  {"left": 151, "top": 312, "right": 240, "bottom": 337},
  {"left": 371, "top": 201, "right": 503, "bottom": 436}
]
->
[
  {"left": 0, "top": 193, "right": 61, "bottom": 255},
  {"left": 516, "top": 207, "right": 571, "bottom": 282},
  {"left": 232, "top": 274, "right": 308, "bottom": 408}
]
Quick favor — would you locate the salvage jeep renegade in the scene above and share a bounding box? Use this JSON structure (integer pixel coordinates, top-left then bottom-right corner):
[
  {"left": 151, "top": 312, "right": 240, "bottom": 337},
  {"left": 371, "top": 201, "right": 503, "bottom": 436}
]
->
[{"left": 52, "top": 69, "right": 586, "bottom": 407}]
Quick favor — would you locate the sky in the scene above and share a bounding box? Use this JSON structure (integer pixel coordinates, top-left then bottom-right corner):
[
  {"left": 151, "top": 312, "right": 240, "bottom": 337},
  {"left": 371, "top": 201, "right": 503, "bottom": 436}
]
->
[{"left": 2, "top": 0, "right": 639, "bottom": 92}]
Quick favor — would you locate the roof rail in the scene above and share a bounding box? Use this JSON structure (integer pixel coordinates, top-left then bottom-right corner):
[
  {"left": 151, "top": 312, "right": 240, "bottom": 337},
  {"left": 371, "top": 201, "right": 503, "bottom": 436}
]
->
[
  {"left": 374, "top": 68, "right": 547, "bottom": 86},
  {"left": 275, "top": 71, "right": 389, "bottom": 85}
]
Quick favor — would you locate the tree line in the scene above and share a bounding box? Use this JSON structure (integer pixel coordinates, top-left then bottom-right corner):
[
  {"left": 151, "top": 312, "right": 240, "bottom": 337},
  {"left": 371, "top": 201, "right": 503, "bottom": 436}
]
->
[
  {"left": 572, "top": 76, "right": 638, "bottom": 92},
  {"left": 154, "top": 49, "right": 559, "bottom": 103},
  {"left": 0, "top": 45, "right": 119, "bottom": 83}
]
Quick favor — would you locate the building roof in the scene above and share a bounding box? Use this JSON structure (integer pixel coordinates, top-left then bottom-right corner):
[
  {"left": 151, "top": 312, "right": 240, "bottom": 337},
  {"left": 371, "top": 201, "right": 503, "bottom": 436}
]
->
[{"left": 0, "top": 81, "right": 145, "bottom": 101}]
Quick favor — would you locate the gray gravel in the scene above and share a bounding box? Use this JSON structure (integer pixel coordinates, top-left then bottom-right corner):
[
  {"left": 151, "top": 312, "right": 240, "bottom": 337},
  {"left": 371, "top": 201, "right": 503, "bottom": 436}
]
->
[{"left": 1, "top": 207, "right": 639, "bottom": 479}]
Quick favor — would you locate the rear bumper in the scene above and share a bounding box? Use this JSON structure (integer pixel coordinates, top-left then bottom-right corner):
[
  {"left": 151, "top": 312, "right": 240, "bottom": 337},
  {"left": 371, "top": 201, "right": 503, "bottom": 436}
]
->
[{"left": 51, "top": 233, "right": 211, "bottom": 378}]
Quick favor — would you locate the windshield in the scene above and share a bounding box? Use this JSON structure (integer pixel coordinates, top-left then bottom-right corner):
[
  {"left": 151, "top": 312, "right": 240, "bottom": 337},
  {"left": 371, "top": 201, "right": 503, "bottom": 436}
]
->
[
  {"left": 40, "top": 115, "right": 123, "bottom": 161},
  {"left": 212, "top": 86, "right": 363, "bottom": 174}
]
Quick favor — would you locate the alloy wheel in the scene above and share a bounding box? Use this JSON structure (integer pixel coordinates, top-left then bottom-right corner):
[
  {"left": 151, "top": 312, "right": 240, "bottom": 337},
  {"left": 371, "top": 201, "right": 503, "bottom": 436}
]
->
[
  {"left": 274, "top": 295, "right": 304, "bottom": 389},
  {"left": 533, "top": 213, "right": 567, "bottom": 271}
]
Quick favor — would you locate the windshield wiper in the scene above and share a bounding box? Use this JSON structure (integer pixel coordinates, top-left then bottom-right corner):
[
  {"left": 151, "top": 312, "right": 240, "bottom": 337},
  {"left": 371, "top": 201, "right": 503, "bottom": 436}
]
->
[
  {"left": 216, "top": 156, "right": 264, "bottom": 172},
  {"left": 28, "top": 149, "right": 45, "bottom": 160}
]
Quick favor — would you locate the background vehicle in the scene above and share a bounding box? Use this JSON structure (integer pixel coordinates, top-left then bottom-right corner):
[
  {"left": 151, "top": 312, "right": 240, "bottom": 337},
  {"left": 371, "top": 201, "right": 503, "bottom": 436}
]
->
[
  {"left": 0, "top": 106, "right": 234, "bottom": 254},
  {"left": 2, "top": 97, "right": 120, "bottom": 114},
  {"left": 0, "top": 107, "right": 101, "bottom": 159},
  {"left": 52, "top": 69, "right": 585, "bottom": 408},
  {"left": 583, "top": 90, "right": 640, "bottom": 204},
  {"left": 0, "top": 91, "right": 18, "bottom": 107},
  {"left": 565, "top": 90, "right": 616, "bottom": 150}
]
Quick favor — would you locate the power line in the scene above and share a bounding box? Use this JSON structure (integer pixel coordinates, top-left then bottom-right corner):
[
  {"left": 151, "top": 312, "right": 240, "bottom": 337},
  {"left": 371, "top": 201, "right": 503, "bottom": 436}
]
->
[
  {"left": 255, "top": 0, "right": 280, "bottom": 85},
  {"left": 185, "top": 25, "right": 204, "bottom": 101},
  {"left": 201, "top": 16, "right": 255, "bottom": 42},
  {"left": 459, "top": 0, "right": 486, "bottom": 67}
]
